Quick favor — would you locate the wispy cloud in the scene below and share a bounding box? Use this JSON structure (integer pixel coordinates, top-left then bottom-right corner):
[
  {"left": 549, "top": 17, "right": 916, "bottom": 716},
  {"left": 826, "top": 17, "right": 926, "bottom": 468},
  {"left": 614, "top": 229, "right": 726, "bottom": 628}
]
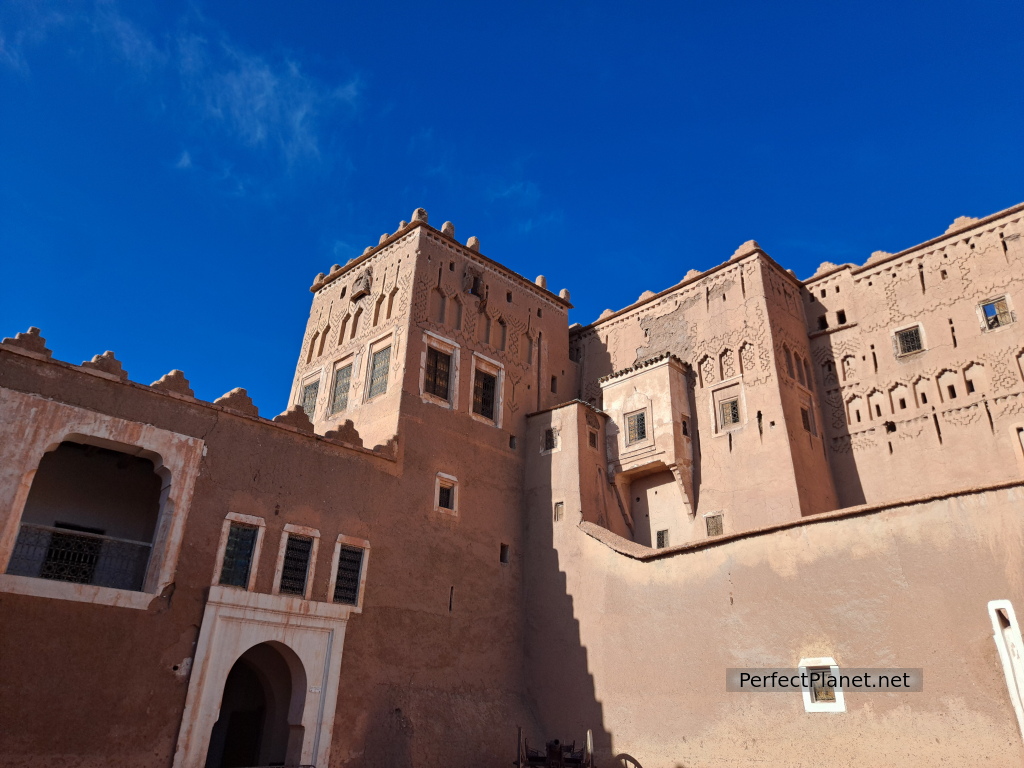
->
[
  {"left": 0, "top": 4, "right": 69, "bottom": 74},
  {"left": 175, "top": 150, "right": 192, "bottom": 170}
]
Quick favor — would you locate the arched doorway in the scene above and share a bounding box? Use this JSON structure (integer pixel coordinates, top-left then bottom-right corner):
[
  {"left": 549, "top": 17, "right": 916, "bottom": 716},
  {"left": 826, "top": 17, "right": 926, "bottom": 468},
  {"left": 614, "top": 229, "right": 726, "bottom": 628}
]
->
[{"left": 205, "top": 642, "right": 307, "bottom": 767}]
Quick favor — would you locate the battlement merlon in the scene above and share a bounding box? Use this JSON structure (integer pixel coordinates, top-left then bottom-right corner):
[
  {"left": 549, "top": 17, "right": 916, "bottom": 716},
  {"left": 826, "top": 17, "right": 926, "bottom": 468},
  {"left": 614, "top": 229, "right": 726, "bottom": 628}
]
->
[{"left": 309, "top": 210, "right": 574, "bottom": 311}]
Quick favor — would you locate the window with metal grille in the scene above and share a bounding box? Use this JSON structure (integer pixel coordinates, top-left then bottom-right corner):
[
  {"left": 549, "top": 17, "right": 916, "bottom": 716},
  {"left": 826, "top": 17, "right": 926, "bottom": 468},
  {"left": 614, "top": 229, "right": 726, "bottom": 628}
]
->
[
  {"left": 706, "top": 514, "right": 724, "bottom": 537},
  {"left": 809, "top": 667, "right": 837, "bottom": 703},
  {"left": 301, "top": 381, "right": 320, "bottom": 419},
  {"left": 588, "top": 430, "right": 598, "bottom": 449},
  {"left": 425, "top": 347, "right": 452, "bottom": 400},
  {"left": 333, "top": 545, "right": 364, "bottom": 605},
  {"left": 553, "top": 501, "right": 564, "bottom": 522},
  {"left": 719, "top": 399, "right": 740, "bottom": 427},
  {"left": 982, "top": 297, "right": 1013, "bottom": 329},
  {"left": 278, "top": 535, "right": 313, "bottom": 596},
  {"left": 438, "top": 483, "right": 454, "bottom": 510},
  {"left": 330, "top": 364, "right": 352, "bottom": 413},
  {"left": 473, "top": 370, "right": 497, "bottom": 420},
  {"left": 895, "top": 327, "right": 923, "bottom": 356},
  {"left": 543, "top": 428, "right": 558, "bottom": 451},
  {"left": 219, "top": 523, "right": 259, "bottom": 588},
  {"left": 801, "top": 408, "right": 811, "bottom": 432},
  {"left": 367, "top": 346, "right": 391, "bottom": 398},
  {"left": 626, "top": 411, "right": 647, "bottom": 444},
  {"left": 656, "top": 529, "right": 669, "bottom": 548}
]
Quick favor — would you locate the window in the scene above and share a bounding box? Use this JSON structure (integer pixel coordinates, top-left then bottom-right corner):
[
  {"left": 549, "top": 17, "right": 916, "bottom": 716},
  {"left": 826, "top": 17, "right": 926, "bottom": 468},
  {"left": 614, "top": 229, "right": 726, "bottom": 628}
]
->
[
  {"left": 219, "top": 523, "right": 260, "bottom": 588},
  {"left": 799, "top": 657, "right": 846, "bottom": 713},
  {"left": 425, "top": 347, "right": 452, "bottom": 400},
  {"left": 817, "top": 316, "right": 828, "bottom": 331},
  {"left": 836, "top": 310, "right": 847, "bottom": 325},
  {"left": 473, "top": 369, "right": 497, "bottom": 420},
  {"left": 543, "top": 428, "right": 558, "bottom": 452},
  {"left": 367, "top": 345, "right": 391, "bottom": 398},
  {"left": 626, "top": 411, "right": 647, "bottom": 444},
  {"left": 435, "top": 473, "right": 458, "bottom": 514},
  {"left": 332, "top": 545, "right": 365, "bottom": 606},
  {"left": 550, "top": 375, "right": 558, "bottom": 394},
  {"left": 785, "top": 348, "right": 795, "bottom": 378},
  {"left": 499, "top": 543, "right": 510, "bottom": 564},
  {"left": 330, "top": 363, "right": 352, "bottom": 413},
  {"left": 588, "top": 430, "right": 598, "bottom": 449},
  {"left": 719, "top": 398, "right": 740, "bottom": 427},
  {"left": 894, "top": 326, "right": 923, "bottom": 356},
  {"left": 801, "top": 408, "right": 811, "bottom": 432},
  {"left": 301, "top": 380, "right": 320, "bottom": 419},
  {"left": 553, "top": 502, "right": 564, "bottom": 522},
  {"left": 277, "top": 533, "right": 315, "bottom": 597},
  {"left": 982, "top": 297, "right": 1013, "bottom": 329},
  {"left": 656, "top": 529, "right": 669, "bottom": 549},
  {"left": 705, "top": 514, "right": 724, "bottom": 537}
]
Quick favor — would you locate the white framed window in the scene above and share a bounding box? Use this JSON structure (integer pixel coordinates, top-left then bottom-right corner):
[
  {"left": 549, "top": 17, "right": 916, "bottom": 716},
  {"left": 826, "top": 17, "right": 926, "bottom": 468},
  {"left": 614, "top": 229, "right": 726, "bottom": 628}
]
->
[
  {"left": 980, "top": 296, "right": 1014, "bottom": 331},
  {"left": 330, "top": 358, "right": 355, "bottom": 414},
  {"left": 470, "top": 352, "right": 504, "bottom": 427},
  {"left": 712, "top": 383, "right": 744, "bottom": 433},
  {"left": 271, "top": 523, "right": 320, "bottom": 600},
  {"left": 299, "top": 372, "right": 322, "bottom": 420},
  {"left": 625, "top": 410, "right": 648, "bottom": 445},
  {"left": 212, "top": 513, "right": 267, "bottom": 591},
  {"left": 989, "top": 600, "right": 1024, "bottom": 741},
  {"left": 365, "top": 338, "right": 393, "bottom": 401},
  {"left": 893, "top": 324, "right": 925, "bottom": 357},
  {"left": 327, "top": 534, "right": 370, "bottom": 609},
  {"left": 434, "top": 472, "right": 459, "bottom": 515},
  {"left": 541, "top": 427, "right": 560, "bottom": 454},
  {"left": 420, "top": 331, "right": 460, "bottom": 409},
  {"left": 799, "top": 657, "right": 846, "bottom": 713}
]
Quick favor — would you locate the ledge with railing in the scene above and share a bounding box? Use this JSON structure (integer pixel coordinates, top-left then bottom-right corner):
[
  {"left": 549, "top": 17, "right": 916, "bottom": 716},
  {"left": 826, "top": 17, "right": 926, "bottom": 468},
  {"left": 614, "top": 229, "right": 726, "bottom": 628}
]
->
[{"left": 5, "top": 523, "right": 152, "bottom": 592}]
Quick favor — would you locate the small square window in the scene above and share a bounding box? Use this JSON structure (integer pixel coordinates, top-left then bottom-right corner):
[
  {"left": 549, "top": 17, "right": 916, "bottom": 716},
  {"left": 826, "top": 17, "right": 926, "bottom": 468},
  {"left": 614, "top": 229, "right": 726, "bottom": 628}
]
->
[
  {"left": 656, "top": 529, "right": 669, "bottom": 549},
  {"left": 553, "top": 501, "right": 564, "bottom": 522},
  {"left": 626, "top": 411, "right": 647, "bottom": 444},
  {"left": 543, "top": 428, "right": 558, "bottom": 452},
  {"left": 966, "top": 379, "right": 976, "bottom": 394},
  {"left": 706, "top": 514, "right": 724, "bottom": 537},
  {"left": 719, "top": 399, "right": 740, "bottom": 427},
  {"left": 982, "top": 297, "right": 1013, "bottom": 329},
  {"left": 894, "top": 327, "right": 923, "bottom": 356}
]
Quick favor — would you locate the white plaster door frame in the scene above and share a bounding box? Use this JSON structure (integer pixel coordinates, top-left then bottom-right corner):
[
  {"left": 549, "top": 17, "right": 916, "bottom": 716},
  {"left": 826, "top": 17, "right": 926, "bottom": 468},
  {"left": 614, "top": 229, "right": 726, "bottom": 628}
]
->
[{"left": 172, "top": 587, "right": 356, "bottom": 768}]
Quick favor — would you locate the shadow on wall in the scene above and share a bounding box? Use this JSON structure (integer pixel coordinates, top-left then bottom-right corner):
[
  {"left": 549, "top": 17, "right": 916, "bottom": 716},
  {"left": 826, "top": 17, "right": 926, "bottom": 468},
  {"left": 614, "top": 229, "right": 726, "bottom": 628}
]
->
[
  {"left": 524, "top": 483, "right": 614, "bottom": 763},
  {"left": 816, "top": 333, "right": 866, "bottom": 507}
]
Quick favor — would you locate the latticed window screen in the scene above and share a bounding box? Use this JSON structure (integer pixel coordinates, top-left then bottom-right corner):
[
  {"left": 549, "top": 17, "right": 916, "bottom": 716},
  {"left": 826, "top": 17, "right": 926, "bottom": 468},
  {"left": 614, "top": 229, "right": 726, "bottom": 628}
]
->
[
  {"left": 705, "top": 514, "right": 724, "bottom": 537},
  {"left": 425, "top": 347, "right": 452, "bottom": 399},
  {"left": 543, "top": 428, "right": 558, "bottom": 451},
  {"left": 982, "top": 298, "right": 1013, "bottom": 329},
  {"left": 810, "top": 668, "right": 837, "bottom": 703},
  {"left": 331, "top": 364, "right": 352, "bottom": 413},
  {"left": 367, "top": 346, "right": 391, "bottom": 398},
  {"left": 301, "top": 381, "right": 320, "bottom": 420},
  {"left": 719, "top": 399, "right": 740, "bottom": 427},
  {"left": 473, "top": 370, "right": 497, "bottom": 420},
  {"left": 895, "top": 327, "right": 923, "bottom": 356},
  {"left": 278, "top": 535, "right": 313, "bottom": 596},
  {"left": 219, "top": 523, "right": 259, "bottom": 588},
  {"left": 801, "top": 408, "right": 812, "bottom": 432},
  {"left": 588, "top": 430, "right": 598, "bottom": 448},
  {"left": 438, "top": 484, "right": 454, "bottom": 510},
  {"left": 553, "top": 501, "right": 564, "bottom": 522},
  {"left": 333, "top": 545, "right": 364, "bottom": 605},
  {"left": 656, "top": 529, "right": 669, "bottom": 548},
  {"left": 626, "top": 412, "right": 647, "bottom": 444}
]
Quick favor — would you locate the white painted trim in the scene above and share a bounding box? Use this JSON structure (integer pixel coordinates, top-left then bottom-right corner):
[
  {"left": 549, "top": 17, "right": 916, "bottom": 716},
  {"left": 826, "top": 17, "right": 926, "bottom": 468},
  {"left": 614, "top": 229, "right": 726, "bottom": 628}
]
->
[
  {"left": 326, "top": 535, "right": 371, "bottom": 610},
  {"left": 798, "top": 657, "right": 846, "bottom": 713},
  {"left": 468, "top": 352, "right": 504, "bottom": 428},
  {"left": 0, "top": 573, "right": 156, "bottom": 610},
  {"left": 419, "top": 331, "right": 460, "bottom": 410},
  {"left": 211, "top": 514, "right": 266, "bottom": 591},
  {"left": 989, "top": 600, "right": 1024, "bottom": 742},
  {"left": 434, "top": 472, "right": 459, "bottom": 516},
  {"left": 271, "top": 524, "right": 321, "bottom": 600}
]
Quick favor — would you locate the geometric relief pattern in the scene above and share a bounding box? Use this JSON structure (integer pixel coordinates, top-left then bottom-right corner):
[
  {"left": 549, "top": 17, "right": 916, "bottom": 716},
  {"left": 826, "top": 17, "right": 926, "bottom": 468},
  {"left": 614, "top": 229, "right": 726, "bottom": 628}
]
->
[
  {"left": 720, "top": 348, "right": 736, "bottom": 379},
  {"left": 740, "top": 343, "right": 755, "bottom": 375},
  {"left": 701, "top": 355, "right": 716, "bottom": 386}
]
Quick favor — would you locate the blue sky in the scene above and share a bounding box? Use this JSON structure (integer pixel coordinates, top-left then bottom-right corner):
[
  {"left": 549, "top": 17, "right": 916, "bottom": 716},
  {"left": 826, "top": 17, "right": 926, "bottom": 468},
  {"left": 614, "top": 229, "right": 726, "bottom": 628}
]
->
[{"left": 2, "top": 1, "right": 1021, "bottom": 414}]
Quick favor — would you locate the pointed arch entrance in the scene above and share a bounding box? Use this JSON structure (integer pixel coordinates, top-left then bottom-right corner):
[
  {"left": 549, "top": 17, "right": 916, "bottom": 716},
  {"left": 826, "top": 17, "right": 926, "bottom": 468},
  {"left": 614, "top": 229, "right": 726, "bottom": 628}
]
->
[{"left": 204, "top": 642, "right": 307, "bottom": 768}]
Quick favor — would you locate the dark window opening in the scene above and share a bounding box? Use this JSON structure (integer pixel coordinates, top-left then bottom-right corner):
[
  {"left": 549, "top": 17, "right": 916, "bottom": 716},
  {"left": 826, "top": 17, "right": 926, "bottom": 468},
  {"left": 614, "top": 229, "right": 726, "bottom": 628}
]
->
[
  {"left": 220, "top": 523, "right": 259, "bottom": 588},
  {"left": 425, "top": 347, "right": 452, "bottom": 400},
  {"left": 875, "top": 404, "right": 882, "bottom": 417},
  {"left": 588, "top": 430, "right": 598, "bottom": 448},
  {"left": 550, "top": 375, "right": 558, "bottom": 394},
  {"left": 947, "top": 384, "right": 957, "bottom": 399},
  {"left": 543, "top": 428, "right": 557, "bottom": 451},
  {"left": 966, "top": 379, "right": 976, "bottom": 394},
  {"left": 801, "top": 408, "right": 812, "bottom": 432},
  {"left": 506, "top": 291, "right": 513, "bottom": 303},
  {"left": 333, "top": 545, "right": 364, "bottom": 605},
  {"left": 509, "top": 435, "right": 517, "bottom": 449},
  {"left": 656, "top": 530, "right": 669, "bottom": 549},
  {"left": 817, "top": 316, "right": 829, "bottom": 331},
  {"left": 836, "top": 310, "right": 847, "bottom": 325},
  {"left": 6, "top": 441, "right": 161, "bottom": 592},
  {"left": 899, "top": 398, "right": 907, "bottom": 409},
  {"left": 895, "top": 327, "right": 923, "bottom": 356},
  {"left": 438, "top": 484, "right": 455, "bottom": 510},
  {"left": 473, "top": 370, "right": 497, "bottom": 420},
  {"left": 278, "top": 535, "right": 313, "bottom": 596},
  {"left": 884, "top": 421, "right": 896, "bottom": 434},
  {"left": 499, "top": 543, "right": 510, "bottom": 564},
  {"left": 921, "top": 392, "right": 928, "bottom": 405},
  {"left": 820, "top": 289, "right": 826, "bottom": 298},
  {"left": 681, "top": 419, "right": 689, "bottom": 436}
]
